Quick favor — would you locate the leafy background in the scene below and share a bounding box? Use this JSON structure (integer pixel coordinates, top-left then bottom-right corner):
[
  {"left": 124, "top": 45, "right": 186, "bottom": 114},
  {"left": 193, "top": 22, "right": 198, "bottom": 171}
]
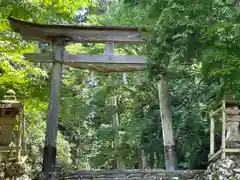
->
[{"left": 1, "top": 0, "right": 240, "bottom": 174}]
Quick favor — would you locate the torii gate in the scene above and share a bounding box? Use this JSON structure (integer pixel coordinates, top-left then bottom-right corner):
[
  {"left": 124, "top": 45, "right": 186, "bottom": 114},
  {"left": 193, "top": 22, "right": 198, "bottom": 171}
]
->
[
  {"left": 8, "top": 16, "right": 179, "bottom": 175},
  {"left": 8, "top": 17, "right": 147, "bottom": 176}
]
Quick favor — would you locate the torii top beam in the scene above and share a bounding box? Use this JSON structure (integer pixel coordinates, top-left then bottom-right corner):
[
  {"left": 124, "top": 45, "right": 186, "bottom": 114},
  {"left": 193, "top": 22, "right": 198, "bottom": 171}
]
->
[
  {"left": 8, "top": 17, "right": 147, "bottom": 72},
  {"left": 8, "top": 17, "right": 145, "bottom": 44}
]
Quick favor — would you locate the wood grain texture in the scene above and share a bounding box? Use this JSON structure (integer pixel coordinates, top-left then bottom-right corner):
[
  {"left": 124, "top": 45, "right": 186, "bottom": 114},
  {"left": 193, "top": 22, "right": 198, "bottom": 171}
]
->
[
  {"left": 24, "top": 53, "right": 147, "bottom": 72},
  {"left": 42, "top": 43, "right": 64, "bottom": 177},
  {"left": 8, "top": 17, "right": 145, "bottom": 44},
  {"left": 157, "top": 77, "right": 177, "bottom": 170},
  {"left": 24, "top": 53, "right": 146, "bottom": 65}
]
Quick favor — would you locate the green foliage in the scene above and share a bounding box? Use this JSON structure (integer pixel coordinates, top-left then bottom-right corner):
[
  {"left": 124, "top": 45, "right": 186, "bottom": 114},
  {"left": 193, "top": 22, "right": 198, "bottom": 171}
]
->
[
  {"left": 0, "top": 0, "right": 92, "bottom": 174},
  {"left": 24, "top": 98, "right": 72, "bottom": 174},
  {"left": 85, "top": 0, "right": 240, "bottom": 169},
  {"left": 2, "top": 0, "right": 240, "bottom": 173}
]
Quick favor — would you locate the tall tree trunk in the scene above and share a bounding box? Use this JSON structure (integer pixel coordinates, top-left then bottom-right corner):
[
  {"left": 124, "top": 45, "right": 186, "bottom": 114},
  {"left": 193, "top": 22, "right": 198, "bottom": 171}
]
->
[{"left": 157, "top": 76, "right": 177, "bottom": 170}]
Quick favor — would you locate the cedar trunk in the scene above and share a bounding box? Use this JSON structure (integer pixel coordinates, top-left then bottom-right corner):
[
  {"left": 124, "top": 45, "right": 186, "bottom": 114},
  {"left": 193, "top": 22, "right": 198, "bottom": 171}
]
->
[{"left": 157, "top": 76, "right": 177, "bottom": 170}]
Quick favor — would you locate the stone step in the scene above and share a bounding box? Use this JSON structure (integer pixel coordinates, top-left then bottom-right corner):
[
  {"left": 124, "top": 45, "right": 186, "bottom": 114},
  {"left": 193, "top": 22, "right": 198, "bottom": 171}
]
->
[{"left": 54, "top": 169, "right": 205, "bottom": 180}]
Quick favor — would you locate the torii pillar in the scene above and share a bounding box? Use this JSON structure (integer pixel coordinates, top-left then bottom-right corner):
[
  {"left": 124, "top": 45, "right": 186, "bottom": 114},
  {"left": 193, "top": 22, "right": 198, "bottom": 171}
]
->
[{"left": 42, "top": 40, "right": 65, "bottom": 176}]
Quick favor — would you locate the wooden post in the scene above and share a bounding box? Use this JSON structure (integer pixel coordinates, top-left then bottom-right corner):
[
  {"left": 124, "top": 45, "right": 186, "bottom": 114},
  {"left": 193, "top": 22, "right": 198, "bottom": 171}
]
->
[
  {"left": 21, "top": 105, "right": 26, "bottom": 153},
  {"left": 157, "top": 76, "right": 177, "bottom": 170},
  {"left": 106, "top": 42, "right": 114, "bottom": 56},
  {"left": 210, "top": 111, "right": 215, "bottom": 156},
  {"left": 17, "top": 114, "right": 22, "bottom": 162},
  {"left": 42, "top": 41, "right": 64, "bottom": 177},
  {"left": 221, "top": 100, "right": 226, "bottom": 159}
]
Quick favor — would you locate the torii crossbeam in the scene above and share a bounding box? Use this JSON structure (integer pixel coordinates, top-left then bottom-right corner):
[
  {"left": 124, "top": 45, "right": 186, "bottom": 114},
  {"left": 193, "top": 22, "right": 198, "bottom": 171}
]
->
[{"left": 8, "top": 17, "right": 147, "bottom": 176}]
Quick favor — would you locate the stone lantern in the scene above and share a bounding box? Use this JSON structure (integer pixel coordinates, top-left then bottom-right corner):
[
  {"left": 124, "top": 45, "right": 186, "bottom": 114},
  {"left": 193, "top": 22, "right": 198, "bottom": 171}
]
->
[
  {"left": 209, "top": 100, "right": 240, "bottom": 162},
  {"left": 0, "top": 90, "right": 24, "bottom": 160}
]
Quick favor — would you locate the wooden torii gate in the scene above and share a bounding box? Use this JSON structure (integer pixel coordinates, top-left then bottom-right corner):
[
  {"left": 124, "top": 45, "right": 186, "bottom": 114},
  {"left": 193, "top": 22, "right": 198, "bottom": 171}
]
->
[{"left": 8, "top": 17, "right": 147, "bottom": 176}]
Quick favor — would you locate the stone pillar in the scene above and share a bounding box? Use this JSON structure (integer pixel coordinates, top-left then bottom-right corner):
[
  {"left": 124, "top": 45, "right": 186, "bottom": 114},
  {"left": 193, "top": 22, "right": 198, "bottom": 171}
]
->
[{"left": 225, "top": 106, "right": 240, "bottom": 148}]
